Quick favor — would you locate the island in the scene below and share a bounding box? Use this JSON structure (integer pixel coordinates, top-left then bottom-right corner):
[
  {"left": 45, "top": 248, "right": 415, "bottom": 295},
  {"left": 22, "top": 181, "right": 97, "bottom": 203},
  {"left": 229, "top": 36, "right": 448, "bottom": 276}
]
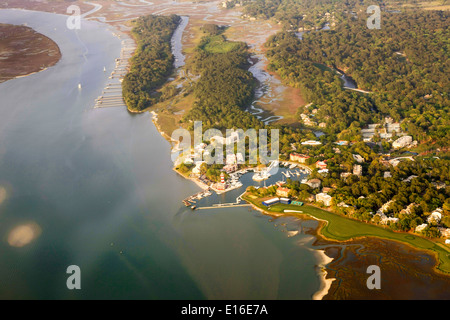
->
[{"left": 0, "top": 23, "right": 61, "bottom": 83}]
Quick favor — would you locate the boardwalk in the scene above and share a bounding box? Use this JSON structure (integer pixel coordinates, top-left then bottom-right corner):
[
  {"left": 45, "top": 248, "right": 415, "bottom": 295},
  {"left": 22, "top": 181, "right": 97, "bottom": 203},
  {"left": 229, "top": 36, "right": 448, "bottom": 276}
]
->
[{"left": 196, "top": 204, "right": 252, "bottom": 210}]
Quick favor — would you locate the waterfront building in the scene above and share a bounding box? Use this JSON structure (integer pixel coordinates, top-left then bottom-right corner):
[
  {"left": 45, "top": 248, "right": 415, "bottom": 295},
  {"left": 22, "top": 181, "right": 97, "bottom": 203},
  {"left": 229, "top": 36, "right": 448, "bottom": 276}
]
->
[
  {"left": 280, "top": 197, "right": 291, "bottom": 204},
  {"left": 262, "top": 197, "right": 280, "bottom": 206}
]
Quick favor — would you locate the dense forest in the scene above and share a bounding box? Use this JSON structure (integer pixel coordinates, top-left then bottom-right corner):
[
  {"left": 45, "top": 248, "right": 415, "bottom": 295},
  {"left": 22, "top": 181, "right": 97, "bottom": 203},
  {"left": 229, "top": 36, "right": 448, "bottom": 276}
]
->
[
  {"left": 265, "top": 31, "right": 378, "bottom": 133},
  {"left": 122, "top": 15, "right": 180, "bottom": 112},
  {"left": 235, "top": 0, "right": 441, "bottom": 29},
  {"left": 182, "top": 25, "right": 263, "bottom": 131},
  {"left": 264, "top": 10, "right": 449, "bottom": 145}
]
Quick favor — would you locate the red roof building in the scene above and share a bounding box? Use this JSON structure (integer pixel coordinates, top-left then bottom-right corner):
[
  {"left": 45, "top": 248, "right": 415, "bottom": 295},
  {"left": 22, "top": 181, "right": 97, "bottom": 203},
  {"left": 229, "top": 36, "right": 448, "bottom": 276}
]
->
[
  {"left": 315, "top": 160, "right": 327, "bottom": 170},
  {"left": 290, "top": 153, "right": 310, "bottom": 163},
  {"left": 276, "top": 187, "right": 290, "bottom": 198}
]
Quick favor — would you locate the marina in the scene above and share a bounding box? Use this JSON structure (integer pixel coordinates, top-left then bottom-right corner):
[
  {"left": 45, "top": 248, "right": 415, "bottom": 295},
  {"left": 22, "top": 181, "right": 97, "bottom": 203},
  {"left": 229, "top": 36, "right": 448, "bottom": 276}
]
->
[
  {"left": 181, "top": 163, "right": 310, "bottom": 210},
  {"left": 182, "top": 188, "right": 213, "bottom": 207},
  {"left": 94, "top": 36, "right": 136, "bottom": 109}
]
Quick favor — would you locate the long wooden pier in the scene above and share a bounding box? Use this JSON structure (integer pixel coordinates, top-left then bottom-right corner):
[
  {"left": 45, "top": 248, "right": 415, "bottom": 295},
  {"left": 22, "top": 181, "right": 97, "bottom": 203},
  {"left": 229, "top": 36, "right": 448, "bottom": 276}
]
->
[
  {"left": 94, "top": 37, "right": 136, "bottom": 109},
  {"left": 196, "top": 204, "right": 251, "bottom": 210}
]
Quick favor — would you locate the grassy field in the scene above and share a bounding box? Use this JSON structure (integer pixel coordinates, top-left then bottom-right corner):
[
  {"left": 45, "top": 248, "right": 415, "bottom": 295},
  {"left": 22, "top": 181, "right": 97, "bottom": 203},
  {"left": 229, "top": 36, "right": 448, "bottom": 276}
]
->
[
  {"left": 202, "top": 35, "right": 240, "bottom": 53},
  {"left": 243, "top": 194, "right": 450, "bottom": 274}
]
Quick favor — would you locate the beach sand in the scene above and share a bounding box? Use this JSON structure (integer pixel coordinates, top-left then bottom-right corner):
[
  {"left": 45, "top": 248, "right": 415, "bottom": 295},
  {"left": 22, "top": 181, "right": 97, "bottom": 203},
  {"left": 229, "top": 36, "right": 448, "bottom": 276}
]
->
[{"left": 312, "top": 249, "right": 335, "bottom": 300}]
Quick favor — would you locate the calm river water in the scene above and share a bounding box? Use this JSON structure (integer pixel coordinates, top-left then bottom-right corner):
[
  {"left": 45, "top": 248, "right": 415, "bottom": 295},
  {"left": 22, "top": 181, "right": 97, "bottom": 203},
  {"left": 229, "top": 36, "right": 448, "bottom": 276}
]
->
[{"left": 0, "top": 10, "right": 323, "bottom": 299}]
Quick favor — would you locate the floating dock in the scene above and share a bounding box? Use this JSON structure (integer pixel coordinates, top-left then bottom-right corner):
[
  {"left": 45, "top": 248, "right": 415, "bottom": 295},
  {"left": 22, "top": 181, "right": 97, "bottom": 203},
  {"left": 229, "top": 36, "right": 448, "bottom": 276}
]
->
[
  {"left": 94, "top": 37, "right": 136, "bottom": 109},
  {"left": 182, "top": 188, "right": 213, "bottom": 206}
]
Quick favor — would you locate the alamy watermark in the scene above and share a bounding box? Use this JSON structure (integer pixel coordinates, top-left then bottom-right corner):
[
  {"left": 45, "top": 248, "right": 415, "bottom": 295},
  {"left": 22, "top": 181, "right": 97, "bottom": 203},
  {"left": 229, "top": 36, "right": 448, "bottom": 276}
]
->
[
  {"left": 367, "top": 5, "right": 381, "bottom": 30},
  {"left": 366, "top": 265, "right": 381, "bottom": 289},
  {"left": 66, "top": 265, "right": 81, "bottom": 290},
  {"left": 66, "top": 5, "right": 81, "bottom": 30}
]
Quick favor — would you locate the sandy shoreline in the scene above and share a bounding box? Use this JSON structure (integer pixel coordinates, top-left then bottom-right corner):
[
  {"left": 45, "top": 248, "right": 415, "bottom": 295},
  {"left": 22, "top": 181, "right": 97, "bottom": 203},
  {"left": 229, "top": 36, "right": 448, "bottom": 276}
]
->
[
  {"left": 311, "top": 249, "right": 335, "bottom": 300},
  {"left": 246, "top": 201, "right": 335, "bottom": 299}
]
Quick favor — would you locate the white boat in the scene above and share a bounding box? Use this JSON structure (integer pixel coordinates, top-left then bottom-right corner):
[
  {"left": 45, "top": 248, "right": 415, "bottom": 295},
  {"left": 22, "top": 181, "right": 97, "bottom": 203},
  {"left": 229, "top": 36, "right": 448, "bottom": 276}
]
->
[
  {"left": 253, "top": 171, "right": 270, "bottom": 181},
  {"left": 289, "top": 163, "right": 297, "bottom": 169},
  {"left": 78, "top": 83, "right": 82, "bottom": 89}
]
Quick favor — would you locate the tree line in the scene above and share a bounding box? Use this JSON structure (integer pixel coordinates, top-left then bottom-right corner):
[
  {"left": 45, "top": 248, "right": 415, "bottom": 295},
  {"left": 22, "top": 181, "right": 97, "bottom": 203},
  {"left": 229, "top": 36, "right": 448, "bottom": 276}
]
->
[{"left": 122, "top": 15, "right": 181, "bottom": 112}]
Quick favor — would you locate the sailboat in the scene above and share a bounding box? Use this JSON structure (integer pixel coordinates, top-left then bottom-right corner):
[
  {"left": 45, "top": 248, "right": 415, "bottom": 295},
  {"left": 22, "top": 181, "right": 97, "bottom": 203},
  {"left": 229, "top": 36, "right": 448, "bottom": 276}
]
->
[{"left": 78, "top": 83, "right": 82, "bottom": 89}]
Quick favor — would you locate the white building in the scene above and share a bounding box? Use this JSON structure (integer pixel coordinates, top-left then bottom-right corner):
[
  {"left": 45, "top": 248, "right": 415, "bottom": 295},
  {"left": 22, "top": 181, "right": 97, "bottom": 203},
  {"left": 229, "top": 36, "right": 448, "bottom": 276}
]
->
[
  {"left": 415, "top": 223, "right": 428, "bottom": 233},
  {"left": 427, "top": 210, "right": 442, "bottom": 224},
  {"left": 353, "top": 164, "right": 363, "bottom": 176},
  {"left": 377, "top": 200, "right": 394, "bottom": 214},
  {"left": 352, "top": 154, "right": 365, "bottom": 163},
  {"left": 380, "top": 216, "right": 399, "bottom": 225},
  {"left": 316, "top": 193, "right": 332, "bottom": 207},
  {"left": 301, "top": 140, "right": 322, "bottom": 146},
  {"left": 438, "top": 228, "right": 450, "bottom": 238},
  {"left": 392, "top": 135, "right": 412, "bottom": 149}
]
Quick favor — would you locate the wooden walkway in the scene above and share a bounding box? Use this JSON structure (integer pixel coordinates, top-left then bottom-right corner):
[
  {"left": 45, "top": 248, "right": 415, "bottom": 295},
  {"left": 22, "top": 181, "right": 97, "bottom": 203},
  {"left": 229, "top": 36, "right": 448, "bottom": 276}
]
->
[{"left": 196, "top": 204, "right": 251, "bottom": 210}]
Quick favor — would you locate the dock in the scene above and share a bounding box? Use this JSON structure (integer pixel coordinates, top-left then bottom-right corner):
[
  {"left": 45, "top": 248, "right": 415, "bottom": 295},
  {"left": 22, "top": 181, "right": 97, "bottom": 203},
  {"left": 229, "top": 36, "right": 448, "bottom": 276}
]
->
[
  {"left": 94, "top": 37, "right": 136, "bottom": 109},
  {"left": 182, "top": 188, "right": 213, "bottom": 206},
  {"left": 196, "top": 204, "right": 251, "bottom": 210}
]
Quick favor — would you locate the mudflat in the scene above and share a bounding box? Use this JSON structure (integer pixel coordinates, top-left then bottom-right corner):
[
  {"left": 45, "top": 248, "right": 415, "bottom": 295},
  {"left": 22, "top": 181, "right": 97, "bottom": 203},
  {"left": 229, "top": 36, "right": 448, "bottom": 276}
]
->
[{"left": 0, "top": 23, "right": 61, "bottom": 83}]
